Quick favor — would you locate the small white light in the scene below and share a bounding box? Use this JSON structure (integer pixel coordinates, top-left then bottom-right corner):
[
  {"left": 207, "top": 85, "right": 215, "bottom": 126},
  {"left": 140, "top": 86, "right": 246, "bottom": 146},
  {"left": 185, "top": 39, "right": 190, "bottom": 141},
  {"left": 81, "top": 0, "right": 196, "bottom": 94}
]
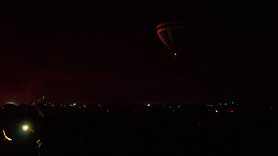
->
[
  {"left": 215, "top": 110, "right": 218, "bottom": 113},
  {"left": 147, "top": 104, "right": 151, "bottom": 107}
]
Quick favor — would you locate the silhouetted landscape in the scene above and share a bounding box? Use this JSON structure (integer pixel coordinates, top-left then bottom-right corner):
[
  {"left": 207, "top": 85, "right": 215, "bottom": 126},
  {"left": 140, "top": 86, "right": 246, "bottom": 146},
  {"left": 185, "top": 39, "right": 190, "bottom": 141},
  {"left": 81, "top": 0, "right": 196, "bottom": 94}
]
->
[{"left": 0, "top": 101, "right": 277, "bottom": 155}]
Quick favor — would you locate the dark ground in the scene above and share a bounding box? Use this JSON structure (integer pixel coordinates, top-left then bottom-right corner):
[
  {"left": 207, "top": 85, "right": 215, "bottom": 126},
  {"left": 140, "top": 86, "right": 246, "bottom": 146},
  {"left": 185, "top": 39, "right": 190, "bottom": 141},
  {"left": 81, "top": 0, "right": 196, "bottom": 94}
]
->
[{"left": 1, "top": 105, "right": 277, "bottom": 156}]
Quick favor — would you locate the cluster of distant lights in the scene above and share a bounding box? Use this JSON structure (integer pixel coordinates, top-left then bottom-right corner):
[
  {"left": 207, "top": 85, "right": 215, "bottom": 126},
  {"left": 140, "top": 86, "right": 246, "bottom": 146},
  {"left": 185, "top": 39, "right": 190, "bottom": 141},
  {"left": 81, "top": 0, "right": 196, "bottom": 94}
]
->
[
  {"left": 45, "top": 103, "right": 88, "bottom": 109},
  {"left": 3, "top": 101, "right": 110, "bottom": 111},
  {"left": 2, "top": 101, "right": 275, "bottom": 114},
  {"left": 47, "top": 103, "right": 111, "bottom": 112},
  {"left": 206, "top": 102, "right": 237, "bottom": 107},
  {"left": 206, "top": 102, "right": 237, "bottom": 113},
  {"left": 146, "top": 103, "right": 181, "bottom": 109}
]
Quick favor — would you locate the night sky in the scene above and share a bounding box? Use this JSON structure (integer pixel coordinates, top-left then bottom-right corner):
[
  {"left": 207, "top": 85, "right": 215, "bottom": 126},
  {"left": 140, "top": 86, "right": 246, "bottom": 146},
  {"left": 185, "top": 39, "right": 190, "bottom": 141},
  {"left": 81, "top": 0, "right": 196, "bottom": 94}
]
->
[{"left": 0, "top": 0, "right": 277, "bottom": 105}]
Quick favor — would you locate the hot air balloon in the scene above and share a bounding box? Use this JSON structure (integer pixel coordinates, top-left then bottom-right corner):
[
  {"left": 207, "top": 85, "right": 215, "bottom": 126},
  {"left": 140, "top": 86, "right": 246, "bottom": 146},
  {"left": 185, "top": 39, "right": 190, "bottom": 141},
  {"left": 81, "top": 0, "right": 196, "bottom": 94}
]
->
[{"left": 156, "top": 21, "right": 185, "bottom": 57}]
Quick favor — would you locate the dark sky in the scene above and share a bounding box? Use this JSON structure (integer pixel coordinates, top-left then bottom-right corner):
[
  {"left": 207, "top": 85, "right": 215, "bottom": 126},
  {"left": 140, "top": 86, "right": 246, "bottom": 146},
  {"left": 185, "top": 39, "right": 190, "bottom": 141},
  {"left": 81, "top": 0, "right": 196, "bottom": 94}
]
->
[{"left": 0, "top": 0, "right": 277, "bottom": 105}]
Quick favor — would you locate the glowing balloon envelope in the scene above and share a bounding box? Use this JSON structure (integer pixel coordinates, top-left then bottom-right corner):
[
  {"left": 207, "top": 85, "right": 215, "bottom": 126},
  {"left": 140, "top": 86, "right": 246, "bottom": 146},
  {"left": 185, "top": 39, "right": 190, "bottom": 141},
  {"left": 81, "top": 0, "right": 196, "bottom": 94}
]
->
[{"left": 156, "top": 21, "right": 185, "bottom": 56}]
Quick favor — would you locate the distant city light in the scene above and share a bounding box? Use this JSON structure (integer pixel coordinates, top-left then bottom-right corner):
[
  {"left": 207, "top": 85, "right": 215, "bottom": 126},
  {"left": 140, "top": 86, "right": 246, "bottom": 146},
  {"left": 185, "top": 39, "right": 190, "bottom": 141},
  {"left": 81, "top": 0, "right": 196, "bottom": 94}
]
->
[
  {"left": 169, "top": 106, "right": 172, "bottom": 109},
  {"left": 220, "top": 103, "right": 222, "bottom": 106},
  {"left": 106, "top": 110, "right": 109, "bottom": 112},
  {"left": 147, "top": 104, "right": 151, "bottom": 107},
  {"left": 232, "top": 102, "right": 234, "bottom": 104},
  {"left": 225, "top": 103, "right": 227, "bottom": 106},
  {"left": 73, "top": 103, "right": 77, "bottom": 106},
  {"left": 215, "top": 110, "right": 218, "bottom": 113},
  {"left": 177, "top": 106, "right": 180, "bottom": 108},
  {"left": 210, "top": 105, "right": 213, "bottom": 107}
]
